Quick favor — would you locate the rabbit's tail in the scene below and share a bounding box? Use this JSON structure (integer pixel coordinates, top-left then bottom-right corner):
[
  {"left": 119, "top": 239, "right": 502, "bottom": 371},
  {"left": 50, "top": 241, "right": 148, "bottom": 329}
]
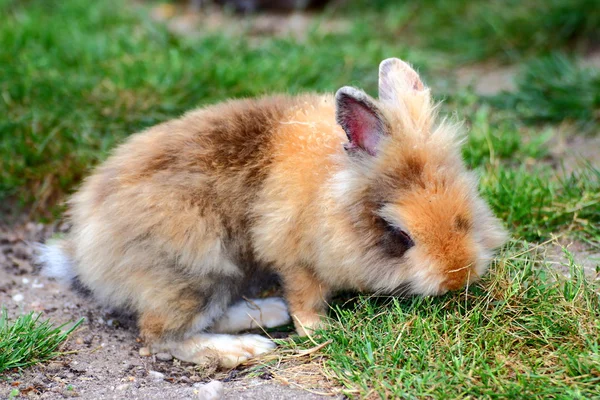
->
[{"left": 35, "top": 238, "right": 77, "bottom": 284}]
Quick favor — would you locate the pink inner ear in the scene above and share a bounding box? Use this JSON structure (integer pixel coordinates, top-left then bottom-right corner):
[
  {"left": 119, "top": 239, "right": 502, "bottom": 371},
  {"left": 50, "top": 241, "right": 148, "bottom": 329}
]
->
[{"left": 344, "top": 99, "right": 382, "bottom": 156}]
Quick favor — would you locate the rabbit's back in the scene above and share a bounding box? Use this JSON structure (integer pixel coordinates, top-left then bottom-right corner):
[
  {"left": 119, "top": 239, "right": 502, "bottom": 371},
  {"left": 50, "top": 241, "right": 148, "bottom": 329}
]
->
[{"left": 65, "top": 94, "right": 327, "bottom": 311}]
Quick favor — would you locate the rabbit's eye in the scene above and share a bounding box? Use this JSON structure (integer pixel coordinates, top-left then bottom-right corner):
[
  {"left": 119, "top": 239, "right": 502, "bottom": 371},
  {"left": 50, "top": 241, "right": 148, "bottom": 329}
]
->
[
  {"left": 385, "top": 223, "right": 415, "bottom": 248},
  {"left": 377, "top": 217, "right": 415, "bottom": 257}
]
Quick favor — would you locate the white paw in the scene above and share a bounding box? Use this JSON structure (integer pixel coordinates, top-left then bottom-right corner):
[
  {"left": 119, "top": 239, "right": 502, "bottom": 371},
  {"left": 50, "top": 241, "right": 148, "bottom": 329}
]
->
[
  {"left": 167, "top": 333, "right": 276, "bottom": 368},
  {"left": 218, "top": 334, "right": 276, "bottom": 368},
  {"left": 212, "top": 297, "right": 290, "bottom": 333},
  {"left": 199, "top": 333, "right": 276, "bottom": 368},
  {"left": 251, "top": 297, "right": 291, "bottom": 328}
]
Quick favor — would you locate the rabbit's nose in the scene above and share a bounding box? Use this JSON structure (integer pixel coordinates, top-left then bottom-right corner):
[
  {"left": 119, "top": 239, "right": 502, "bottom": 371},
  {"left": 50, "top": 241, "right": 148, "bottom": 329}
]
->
[
  {"left": 442, "top": 276, "right": 465, "bottom": 291},
  {"left": 441, "top": 263, "right": 475, "bottom": 292}
]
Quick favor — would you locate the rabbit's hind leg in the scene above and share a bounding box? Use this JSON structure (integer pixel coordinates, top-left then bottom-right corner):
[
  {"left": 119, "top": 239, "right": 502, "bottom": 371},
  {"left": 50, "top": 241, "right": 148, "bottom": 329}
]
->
[{"left": 139, "top": 285, "right": 283, "bottom": 368}]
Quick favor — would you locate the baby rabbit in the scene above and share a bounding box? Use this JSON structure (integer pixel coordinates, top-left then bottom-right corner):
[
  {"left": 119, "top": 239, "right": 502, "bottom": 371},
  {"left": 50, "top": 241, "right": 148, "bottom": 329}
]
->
[{"left": 39, "top": 58, "right": 507, "bottom": 368}]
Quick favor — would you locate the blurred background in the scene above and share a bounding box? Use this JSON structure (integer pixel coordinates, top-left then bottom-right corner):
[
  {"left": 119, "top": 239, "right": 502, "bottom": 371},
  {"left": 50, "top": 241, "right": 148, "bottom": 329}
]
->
[{"left": 1, "top": 0, "right": 599, "bottom": 219}]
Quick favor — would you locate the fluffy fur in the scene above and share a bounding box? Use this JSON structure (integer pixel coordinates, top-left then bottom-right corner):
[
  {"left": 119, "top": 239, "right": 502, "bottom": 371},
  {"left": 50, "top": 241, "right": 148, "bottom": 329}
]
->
[{"left": 40, "top": 58, "right": 507, "bottom": 367}]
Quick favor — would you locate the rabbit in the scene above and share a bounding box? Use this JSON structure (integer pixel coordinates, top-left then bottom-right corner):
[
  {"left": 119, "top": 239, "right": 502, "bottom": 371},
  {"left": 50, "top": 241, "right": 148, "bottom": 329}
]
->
[{"left": 38, "top": 58, "right": 507, "bottom": 368}]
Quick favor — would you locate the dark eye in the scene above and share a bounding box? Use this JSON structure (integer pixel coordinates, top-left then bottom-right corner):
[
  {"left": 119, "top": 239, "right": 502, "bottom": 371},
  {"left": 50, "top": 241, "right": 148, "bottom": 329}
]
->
[
  {"left": 385, "top": 222, "right": 415, "bottom": 248},
  {"left": 377, "top": 217, "right": 415, "bottom": 257}
]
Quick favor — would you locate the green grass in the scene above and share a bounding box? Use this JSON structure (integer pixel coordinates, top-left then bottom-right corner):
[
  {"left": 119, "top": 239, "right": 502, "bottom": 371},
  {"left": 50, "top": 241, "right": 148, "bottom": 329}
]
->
[
  {"left": 481, "top": 164, "right": 600, "bottom": 247},
  {"left": 287, "top": 244, "right": 600, "bottom": 398},
  {"left": 457, "top": 98, "right": 599, "bottom": 248},
  {"left": 3, "top": 0, "right": 599, "bottom": 214},
  {"left": 348, "top": 0, "right": 600, "bottom": 63},
  {"left": 0, "top": 0, "right": 417, "bottom": 214},
  {"left": 490, "top": 54, "right": 600, "bottom": 128},
  {"left": 0, "top": 309, "right": 83, "bottom": 373},
  {"left": 460, "top": 103, "right": 552, "bottom": 168}
]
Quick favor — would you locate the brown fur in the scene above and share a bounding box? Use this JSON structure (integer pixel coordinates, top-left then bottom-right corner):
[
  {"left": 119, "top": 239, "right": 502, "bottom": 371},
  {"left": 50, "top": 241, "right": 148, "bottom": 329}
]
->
[
  {"left": 41, "top": 58, "right": 507, "bottom": 366},
  {"left": 282, "top": 268, "right": 330, "bottom": 335}
]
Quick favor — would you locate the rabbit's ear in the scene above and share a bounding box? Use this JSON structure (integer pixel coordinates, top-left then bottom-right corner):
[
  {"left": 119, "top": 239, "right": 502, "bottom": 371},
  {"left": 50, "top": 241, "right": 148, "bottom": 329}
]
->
[
  {"left": 335, "top": 86, "right": 388, "bottom": 156},
  {"left": 378, "top": 58, "right": 425, "bottom": 104}
]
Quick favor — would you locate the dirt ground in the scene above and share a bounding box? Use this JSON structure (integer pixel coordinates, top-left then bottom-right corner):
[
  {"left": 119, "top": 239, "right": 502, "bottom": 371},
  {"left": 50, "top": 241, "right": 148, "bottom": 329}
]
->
[{"left": 0, "top": 222, "right": 338, "bottom": 399}]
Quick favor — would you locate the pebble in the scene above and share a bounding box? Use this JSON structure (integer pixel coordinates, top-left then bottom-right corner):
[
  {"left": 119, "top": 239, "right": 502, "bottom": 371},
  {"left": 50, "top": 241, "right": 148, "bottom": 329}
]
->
[
  {"left": 58, "top": 222, "right": 71, "bottom": 233},
  {"left": 31, "top": 373, "right": 48, "bottom": 389},
  {"left": 116, "top": 383, "right": 130, "bottom": 391},
  {"left": 13, "top": 243, "right": 33, "bottom": 258},
  {"left": 148, "top": 370, "right": 165, "bottom": 381},
  {"left": 12, "top": 293, "right": 24, "bottom": 302},
  {"left": 70, "top": 362, "right": 88, "bottom": 373},
  {"left": 64, "top": 301, "right": 77, "bottom": 309},
  {"left": 46, "top": 362, "right": 63, "bottom": 373},
  {"left": 30, "top": 300, "right": 45, "bottom": 312},
  {"left": 32, "top": 279, "right": 44, "bottom": 289},
  {"left": 155, "top": 352, "right": 173, "bottom": 362},
  {"left": 139, "top": 347, "right": 151, "bottom": 357},
  {"left": 194, "top": 380, "right": 224, "bottom": 400}
]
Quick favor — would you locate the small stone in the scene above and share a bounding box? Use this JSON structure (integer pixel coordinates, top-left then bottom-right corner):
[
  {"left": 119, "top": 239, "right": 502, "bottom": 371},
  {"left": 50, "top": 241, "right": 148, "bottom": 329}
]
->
[
  {"left": 148, "top": 370, "right": 165, "bottom": 381},
  {"left": 22, "top": 278, "right": 30, "bottom": 284},
  {"left": 155, "top": 352, "right": 173, "bottom": 362},
  {"left": 31, "top": 373, "right": 48, "bottom": 389},
  {"left": 30, "top": 301, "right": 45, "bottom": 312},
  {"left": 32, "top": 279, "right": 44, "bottom": 289},
  {"left": 46, "top": 362, "right": 63, "bottom": 373},
  {"left": 70, "top": 362, "right": 88, "bottom": 373},
  {"left": 259, "top": 371, "right": 273, "bottom": 380},
  {"left": 12, "top": 293, "right": 24, "bottom": 302},
  {"left": 194, "top": 380, "right": 223, "bottom": 400},
  {"left": 139, "top": 347, "right": 151, "bottom": 357},
  {"left": 13, "top": 243, "right": 33, "bottom": 258},
  {"left": 58, "top": 222, "right": 71, "bottom": 233},
  {"left": 75, "top": 337, "right": 84, "bottom": 345},
  {"left": 116, "top": 383, "right": 130, "bottom": 391}
]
